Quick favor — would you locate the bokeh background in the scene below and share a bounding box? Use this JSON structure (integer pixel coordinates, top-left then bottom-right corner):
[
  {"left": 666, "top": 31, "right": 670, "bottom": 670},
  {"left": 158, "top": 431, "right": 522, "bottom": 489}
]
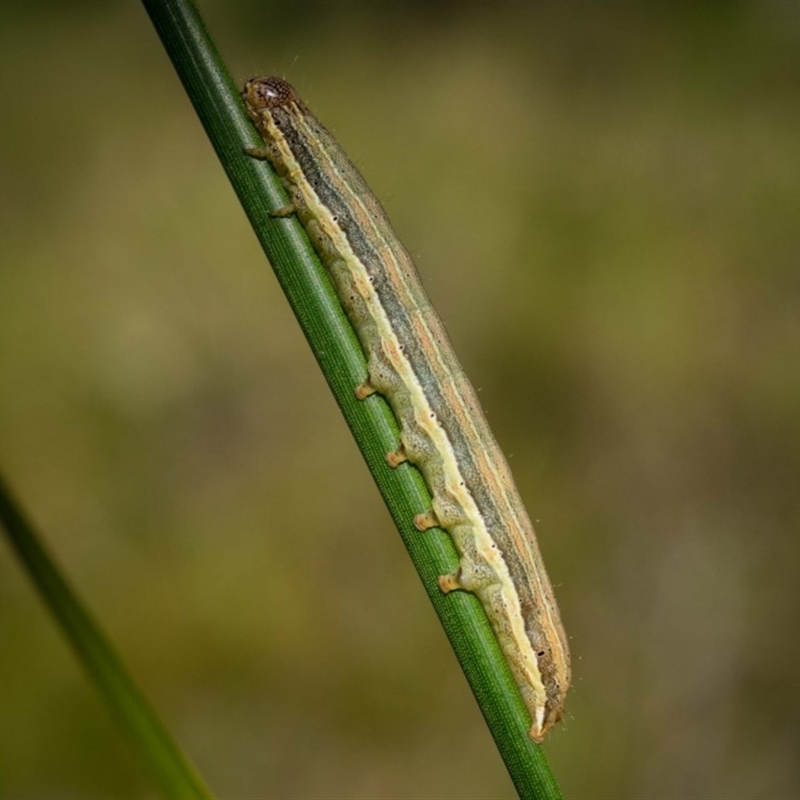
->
[{"left": 2, "top": 1, "right": 799, "bottom": 797}]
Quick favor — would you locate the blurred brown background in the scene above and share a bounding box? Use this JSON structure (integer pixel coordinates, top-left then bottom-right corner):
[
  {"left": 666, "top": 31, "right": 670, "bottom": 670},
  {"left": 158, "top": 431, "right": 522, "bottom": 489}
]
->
[{"left": 1, "top": 1, "right": 799, "bottom": 797}]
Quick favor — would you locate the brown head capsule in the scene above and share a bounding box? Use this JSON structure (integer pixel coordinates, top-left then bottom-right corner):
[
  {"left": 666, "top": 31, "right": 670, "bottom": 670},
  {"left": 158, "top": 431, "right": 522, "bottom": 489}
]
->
[{"left": 243, "top": 76, "right": 306, "bottom": 116}]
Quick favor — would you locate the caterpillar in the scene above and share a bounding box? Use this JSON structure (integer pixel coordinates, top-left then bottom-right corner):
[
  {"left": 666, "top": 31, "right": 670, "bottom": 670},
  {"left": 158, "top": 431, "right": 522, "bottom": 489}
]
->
[{"left": 243, "top": 76, "right": 570, "bottom": 741}]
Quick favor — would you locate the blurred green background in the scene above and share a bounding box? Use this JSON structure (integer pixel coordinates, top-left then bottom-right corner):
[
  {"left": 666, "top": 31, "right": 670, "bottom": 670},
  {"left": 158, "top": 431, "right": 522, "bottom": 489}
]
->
[{"left": 2, "top": 1, "right": 799, "bottom": 797}]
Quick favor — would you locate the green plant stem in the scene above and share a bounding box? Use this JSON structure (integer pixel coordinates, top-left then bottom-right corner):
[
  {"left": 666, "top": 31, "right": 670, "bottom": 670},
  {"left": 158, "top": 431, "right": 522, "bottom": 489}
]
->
[
  {"left": 142, "top": 0, "right": 563, "bottom": 797},
  {"left": 0, "top": 476, "right": 214, "bottom": 800}
]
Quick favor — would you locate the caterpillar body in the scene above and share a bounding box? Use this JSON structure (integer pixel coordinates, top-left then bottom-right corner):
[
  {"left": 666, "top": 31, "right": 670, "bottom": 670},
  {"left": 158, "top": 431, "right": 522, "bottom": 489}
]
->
[{"left": 243, "top": 76, "right": 570, "bottom": 741}]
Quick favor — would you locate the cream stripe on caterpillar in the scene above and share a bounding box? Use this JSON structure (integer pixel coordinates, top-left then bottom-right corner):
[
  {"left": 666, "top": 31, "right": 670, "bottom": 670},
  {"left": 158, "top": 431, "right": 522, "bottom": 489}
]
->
[{"left": 243, "top": 76, "right": 570, "bottom": 741}]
